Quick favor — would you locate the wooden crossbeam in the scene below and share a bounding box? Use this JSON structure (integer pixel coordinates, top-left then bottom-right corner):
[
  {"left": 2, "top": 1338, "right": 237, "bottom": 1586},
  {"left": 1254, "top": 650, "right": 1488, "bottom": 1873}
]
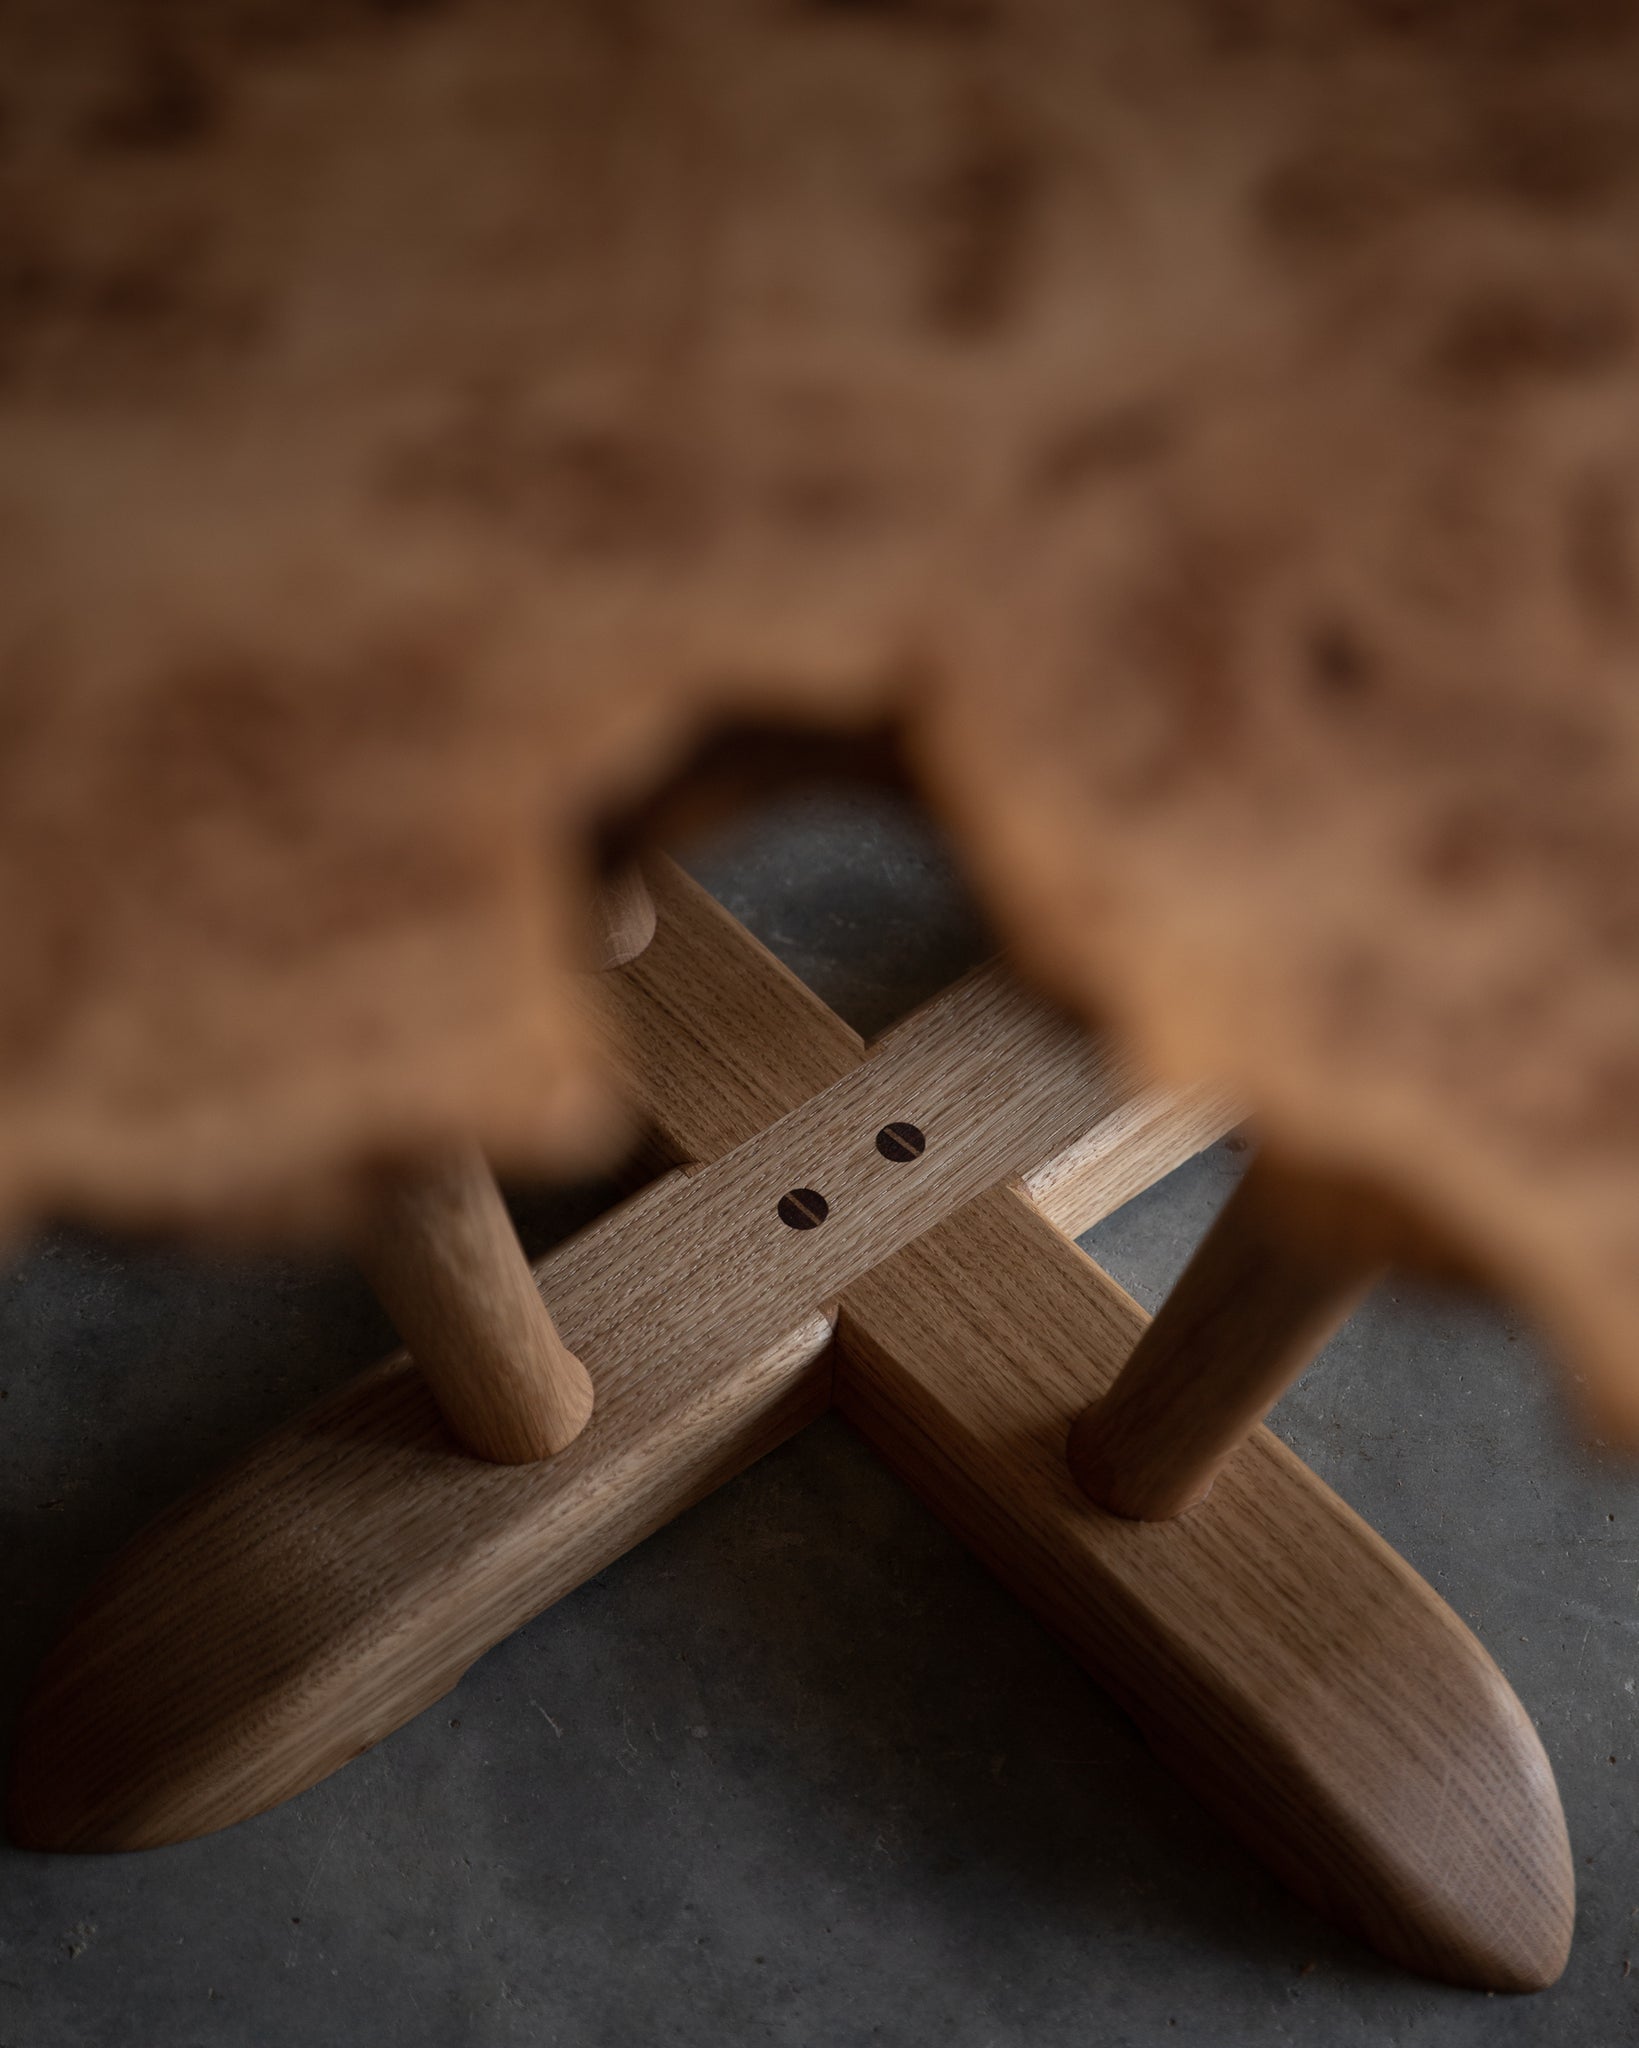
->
[{"left": 7, "top": 861, "right": 1570, "bottom": 1994}]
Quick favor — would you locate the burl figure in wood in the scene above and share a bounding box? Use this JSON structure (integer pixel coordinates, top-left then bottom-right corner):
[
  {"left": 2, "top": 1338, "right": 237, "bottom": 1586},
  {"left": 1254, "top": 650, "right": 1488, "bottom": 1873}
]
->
[{"left": 5, "top": 0, "right": 1638, "bottom": 2000}]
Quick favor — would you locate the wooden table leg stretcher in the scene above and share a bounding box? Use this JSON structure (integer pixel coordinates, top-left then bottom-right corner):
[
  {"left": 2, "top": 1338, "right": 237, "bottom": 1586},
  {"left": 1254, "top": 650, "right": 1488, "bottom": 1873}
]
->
[{"left": 6, "top": 859, "right": 1574, "bottom": 1993}]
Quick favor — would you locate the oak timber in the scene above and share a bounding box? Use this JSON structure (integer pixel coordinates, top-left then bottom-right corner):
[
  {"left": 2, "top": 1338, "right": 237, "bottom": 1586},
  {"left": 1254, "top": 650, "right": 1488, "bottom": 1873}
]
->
[
  {"left": 353, "top": 1145, "right": 595, "bottom": 1464},
  {"left": 837, "top": 1188, "right": 1571, "bottom": 1991},
  {"left": 6, "top": 860, "right": 1571, "bottom": 1997},
  {"left": 588, "top": 863, "right": 658, "bottom": 974},
  {"left": 1067, "top": 1158, "right": 1376, "bottom": 1519}
]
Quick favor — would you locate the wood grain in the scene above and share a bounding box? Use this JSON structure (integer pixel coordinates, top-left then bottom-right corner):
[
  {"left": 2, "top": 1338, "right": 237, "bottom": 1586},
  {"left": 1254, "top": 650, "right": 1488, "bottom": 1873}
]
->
[
  {"left": 353, "top": 1145, "right": 595, "bottom": 1463},
  {"left": 593, "top": 855, "right": 864, "bottom": 1163},
  {"left": 7, "top": 861, "right": 1575, "bottom": 1997},
  {"left": 589, "top": 863, "right": 658, "bottom": 974},
  {"left": 9, "top": 1168, "right": 837, "bottom": 1851},
  {"left": 5, "top": 869, "right": 1148, "bottom": 1852},
  {"left": 1067, "top": 1157, "right": 1375, "bottom": 1519},
  {"left": 1021, "top": 1079, "right": 1241, "bottom": 1241},
  {"left": 836, "top": 1186, "right": 1573, "bottom": 1992}
]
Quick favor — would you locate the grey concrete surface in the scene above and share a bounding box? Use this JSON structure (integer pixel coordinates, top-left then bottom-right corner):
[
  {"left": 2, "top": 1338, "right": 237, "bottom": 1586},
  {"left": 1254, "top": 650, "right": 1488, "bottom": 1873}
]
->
[{"left": 1, "top": 790, "right": 1635, "bottom": 2048}]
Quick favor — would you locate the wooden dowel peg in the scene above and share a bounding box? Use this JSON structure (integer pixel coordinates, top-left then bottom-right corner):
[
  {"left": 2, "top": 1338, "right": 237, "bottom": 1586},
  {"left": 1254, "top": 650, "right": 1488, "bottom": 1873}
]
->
[
  {"left": 590, "top": 861, "right": 657, "bottom": 972},
  {"left": 1068, "top": 1158, "right": 1376, "bottom": 1520},
  {"left": 353, "top": 1144, "right": 594, "bottom": 1464}
]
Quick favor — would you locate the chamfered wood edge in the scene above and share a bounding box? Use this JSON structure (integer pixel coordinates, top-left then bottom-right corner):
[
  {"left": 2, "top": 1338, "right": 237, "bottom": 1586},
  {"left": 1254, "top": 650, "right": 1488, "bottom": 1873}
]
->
[
  {"left": 5, "top": 880, "right": 1150, "bottom": 1851},
  {"left": 7, "top": 1307, "right": 835, "bottom": 1853},
  {"left": 833, "top": 1184, "right": 1574, "bottom": 1994},
  {"left": 1019, "top": 1079, "right": 1242, "bottom": 1241},
  {"left": 6, "top": 862, "right": 866, "bottom": 1852},
  {"left": 5, "top": 850, "right": 1571, "bottom": 2006}
]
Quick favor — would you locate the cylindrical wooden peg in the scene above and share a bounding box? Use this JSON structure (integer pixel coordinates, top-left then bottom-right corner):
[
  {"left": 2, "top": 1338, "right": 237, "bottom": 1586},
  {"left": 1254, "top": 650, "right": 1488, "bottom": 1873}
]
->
[
  {"left": 590, "top": 862, "right": 657, "bottom": 972},
  {"left": 353, "top": 1144, "right": 594, "bottom": 1464},
  {"left": 1068, "top": 1158, "right": 1375, "bottom": 1519}
]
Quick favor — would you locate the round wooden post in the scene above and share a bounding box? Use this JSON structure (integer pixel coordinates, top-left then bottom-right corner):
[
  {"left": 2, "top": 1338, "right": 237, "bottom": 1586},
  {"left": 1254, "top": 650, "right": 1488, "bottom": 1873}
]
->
[
  {"left": 1068, "top": 1158, "right": 1376, "bottom": 1519},
  {"left": 590, "top": 861, "right": 657, "bottom": 972},
  {"left": 354, "top": 1144, "right": 594, "bottom": 1464},
  {"left": 354, "top": 868, "right": 656, "bottom": 1463}
]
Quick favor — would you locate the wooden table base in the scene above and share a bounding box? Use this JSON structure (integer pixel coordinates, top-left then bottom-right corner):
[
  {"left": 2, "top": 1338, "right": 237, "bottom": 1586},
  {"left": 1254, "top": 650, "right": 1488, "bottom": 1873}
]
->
[{"left": 6, "top": 860, "right": 1573, "bottom": 1994}]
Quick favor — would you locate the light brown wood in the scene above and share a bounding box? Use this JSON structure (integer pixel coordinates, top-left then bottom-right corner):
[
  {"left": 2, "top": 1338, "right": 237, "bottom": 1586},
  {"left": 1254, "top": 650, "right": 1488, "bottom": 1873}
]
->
[
  {"left": 589, "top": 863, "right": 658, "bottom": 973},
  {"left": 4, "top": 864, "right": 877, "bottom": 1852},
  {"left": 835, "top": 1187, "right": 1573, "bottom": 1993},
  {"left": 588, "top": 855, "right": 865, "bottom": 1172},
  {"left": 9, "top": 5, "right": 1639, "bottom": 1465},
  {"left": 353, "top": 1144, "right": 595, "bottom": 1463},
  {"left": 9, "top": 1211, "right": 834, "bottom": 1849},
  {"left": 1021, "top": 1081, "right": 1242, "bottom": 1242},
  {"left": 7, "top": 861, "right": 1574, "bottom": 1995},
  {"left": 1067, "top": 1157, "right": 1376, "bottom": 1520}
]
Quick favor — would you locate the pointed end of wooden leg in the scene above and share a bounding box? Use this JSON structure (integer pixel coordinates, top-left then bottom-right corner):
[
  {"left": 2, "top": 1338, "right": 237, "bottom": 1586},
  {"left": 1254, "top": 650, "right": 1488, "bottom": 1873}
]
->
[
  {"left": 7, "top": 1727, "right": 79, "bottom": 1854},
  {"left": 1358, "top": 1761, "right": 1575, "bottom": 1996},
  {"left": 1419, "top": 1744, "right": 1576, "bottom": 1995},
  {"left": 5, "top": 1658, "right": 235, "bottom": 1854},
  {"left": 2, "top": 1372, "right": 472, "bottom": 1856},
  {"left": 1397, "top": 1842, "right": 1574, "bottom": 1994},
  {"left": 1484, "top": 1906, "right": 1575, "bottom": 1996},
  {"left": 8, "top": 1735, "right": 136, "bottom": 1855},
  {"left": 1138, "top": 1630, "right": 1576, "bottom": 1996}
]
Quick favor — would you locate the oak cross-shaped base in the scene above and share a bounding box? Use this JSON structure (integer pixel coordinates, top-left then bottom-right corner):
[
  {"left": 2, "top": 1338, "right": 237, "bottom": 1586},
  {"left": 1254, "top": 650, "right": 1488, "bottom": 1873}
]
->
[{"left": 7, "top": 861, "right": 1573, "bottom": 1994}]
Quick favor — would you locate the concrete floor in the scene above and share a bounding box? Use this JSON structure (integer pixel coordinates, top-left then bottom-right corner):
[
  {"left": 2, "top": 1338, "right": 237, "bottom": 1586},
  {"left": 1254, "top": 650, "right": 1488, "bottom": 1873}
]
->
[{"left": 2, "top": 792, "right": 1636, "bottom": 2048}]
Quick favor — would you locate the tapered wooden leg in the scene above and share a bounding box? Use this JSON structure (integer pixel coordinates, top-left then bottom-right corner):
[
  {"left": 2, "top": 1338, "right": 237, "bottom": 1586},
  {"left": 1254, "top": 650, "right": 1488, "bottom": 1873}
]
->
[
  {"left": 354, "top": 1145, "right": 594, "bottom": 1463},
  {"left": 1067, "top": 1158, "right": 1375, "bottom": 1520}
]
